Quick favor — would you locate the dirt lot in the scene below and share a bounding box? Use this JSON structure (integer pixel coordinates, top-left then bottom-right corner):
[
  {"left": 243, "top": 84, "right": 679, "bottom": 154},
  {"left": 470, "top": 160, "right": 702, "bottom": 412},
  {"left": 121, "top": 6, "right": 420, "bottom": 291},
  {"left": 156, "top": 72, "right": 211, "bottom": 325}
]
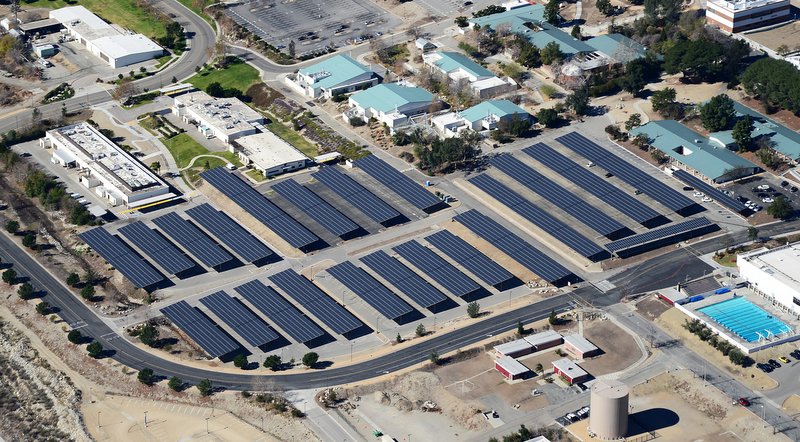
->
[
  {"left": 636, "top": 295, "right": 672, "bottom": 320},
  {"left": 580, "top": 318, "right": 644, "bottom": 376},
  {"left": 580, "top": 0, "right": 645, "bottom": 27},
  {"left": 746, "top": 20, "right": 800, "bottom": 53}
]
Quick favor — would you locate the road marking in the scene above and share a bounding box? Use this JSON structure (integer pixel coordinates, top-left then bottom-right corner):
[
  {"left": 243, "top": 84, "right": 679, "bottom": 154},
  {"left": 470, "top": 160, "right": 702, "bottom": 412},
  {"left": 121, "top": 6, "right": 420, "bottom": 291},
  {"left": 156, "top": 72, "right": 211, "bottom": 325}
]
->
[
  {"left": 101, "top": 332, "right": 122, "bottom": 341},
  {"left": 68, "top": 321, "right": 87, "bottom": 329}
]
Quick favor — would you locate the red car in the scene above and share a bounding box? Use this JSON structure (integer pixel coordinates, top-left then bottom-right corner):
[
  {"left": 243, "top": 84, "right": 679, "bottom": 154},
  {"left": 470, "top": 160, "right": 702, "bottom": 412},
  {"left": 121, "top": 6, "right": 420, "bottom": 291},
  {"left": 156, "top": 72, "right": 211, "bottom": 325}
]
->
[{"left": 738, "top": 397, "right": 751, "bottom": 407}]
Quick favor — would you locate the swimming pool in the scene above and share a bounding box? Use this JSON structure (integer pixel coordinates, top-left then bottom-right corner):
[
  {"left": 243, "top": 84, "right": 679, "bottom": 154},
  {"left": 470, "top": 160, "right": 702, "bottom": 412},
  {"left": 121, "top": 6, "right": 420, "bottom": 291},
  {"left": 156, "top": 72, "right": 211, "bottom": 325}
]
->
[{"left": 698, "top": 296, "right": 792, "bottom": 343}]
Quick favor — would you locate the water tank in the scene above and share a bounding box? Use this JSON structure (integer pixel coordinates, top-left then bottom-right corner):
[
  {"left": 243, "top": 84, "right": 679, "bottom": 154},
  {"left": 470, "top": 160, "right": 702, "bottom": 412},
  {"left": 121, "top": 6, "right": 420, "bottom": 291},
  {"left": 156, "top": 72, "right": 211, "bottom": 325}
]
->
[{"left": 589, "top": 379, "right": 629, "bottom": 440}]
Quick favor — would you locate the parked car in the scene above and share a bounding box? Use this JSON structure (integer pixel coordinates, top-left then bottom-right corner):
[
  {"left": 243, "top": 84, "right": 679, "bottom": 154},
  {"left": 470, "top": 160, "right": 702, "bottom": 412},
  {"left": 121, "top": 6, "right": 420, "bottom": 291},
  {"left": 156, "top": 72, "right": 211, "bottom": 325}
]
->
[
  {"left": 781, "top": 180, "right": 789, "bottom": 188},
  {"left": 768, "top": 359, "right": 781, "bottom": 368},
  {"left": 693, "top": 191, "right": 704, "bottom": 198},
  {"left": 757, "top": 363, "right": 772, "bottom": 373},
  {"left": 762, "top": 197, "right": 774, "bottom": 203},
  {"left": 779, "top": 356, "right": 791, "bottom": 364},
  {"left": 565, "top": 413, "right": 578, "bottom": 422},
  {"left": 791, "top": 186, "right": 798, "bottom": 193},
  {"left": 757, "top": 184, "right": 771, "bottom": 190},
  {"left": 738, "top": 397, "right": 751, "bottom": 407},
  {"left": 790, "top": 350, "right": 800, "bottom": 359},
  {"left": 702, "top": 197, "right": 712, "bottom": 202}
]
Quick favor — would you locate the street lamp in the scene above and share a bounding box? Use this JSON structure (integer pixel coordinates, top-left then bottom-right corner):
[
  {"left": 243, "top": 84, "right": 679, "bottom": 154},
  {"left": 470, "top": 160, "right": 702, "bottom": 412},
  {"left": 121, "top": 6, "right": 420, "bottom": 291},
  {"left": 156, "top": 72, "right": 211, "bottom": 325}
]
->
[
  {"left": 97, "top": 411, "right": 101, "bottom": 429},
  {"left": 144, "top": 411, "right": 148, "bottom": 428},
  {"left": 206, "top": 417, "right": 210, "bottom": 434}
]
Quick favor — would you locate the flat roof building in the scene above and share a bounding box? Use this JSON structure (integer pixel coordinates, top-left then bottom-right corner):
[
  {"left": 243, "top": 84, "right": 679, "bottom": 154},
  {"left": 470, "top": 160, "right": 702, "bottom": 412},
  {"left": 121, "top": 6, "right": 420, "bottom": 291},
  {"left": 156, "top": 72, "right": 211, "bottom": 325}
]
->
[
  {"left": 706, "top": 0, "right": 792, "bottom": 33},
  {"left": 290, "top": 54, "right": 379, "bottom": 98},
  {"left": 494, "top": 339, "right": 534, "bottom": 358},
  {"left": 738, "top": 243, "right": 800, "bottom": 317},
  {"left": 49, "top": 6, "right": 163, "bottom": 68},
  {"left": 523, "top": 329, "right": 563, "bottom": 350},
  {"left": 495, "top": 355, "right": 531, "bottom": 380},
  {"left": 234, "top": 131, "right": 309, "bottom": 177},
  {"left": 563, "top": 334, "right": 601, "bottom": 359},
  {"left": 552, "top": 358, "right": 590, "bottom": 384},
  {"left": 43, "top": 122, "right": 170, "bottom": 207},
  {"left": 173, "top": 90, "right": 265, "bottom": 144}
]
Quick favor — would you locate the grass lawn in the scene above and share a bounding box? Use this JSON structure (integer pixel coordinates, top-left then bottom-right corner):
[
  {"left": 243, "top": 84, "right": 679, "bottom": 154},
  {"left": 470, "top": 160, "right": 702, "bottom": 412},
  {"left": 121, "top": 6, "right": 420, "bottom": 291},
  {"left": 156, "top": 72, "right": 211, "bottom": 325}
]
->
[
  {"left": 245, "top": 169, "right": 266, "bottom": 182},
  {"left": 155, "top": 55, "right": 174, "bottom": 69},
  {"left": 162, "top": 133, "right": 243, "bottom": 169},
  {"left": 176, "top": 0, "right": 215, "bottom": 28},
  {"left": 712, "top": 252, "right": 738, "bottom": 267},
  {"left": 24, "top": 0, "right": 167, "bottom": 39},
  {"left": 188, "top": 59, "right": 261, "bottom": 96},
  {"left": 265, "top": 116, "right": 319, "bottom": 158}
]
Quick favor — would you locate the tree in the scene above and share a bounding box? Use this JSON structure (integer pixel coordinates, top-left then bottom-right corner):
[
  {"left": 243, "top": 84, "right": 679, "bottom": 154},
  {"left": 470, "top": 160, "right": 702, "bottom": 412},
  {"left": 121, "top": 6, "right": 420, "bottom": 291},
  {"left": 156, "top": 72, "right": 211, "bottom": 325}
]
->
[
  {"left": 139, "top": 324, "right": 159, "bottom": 347},
  {"left": 17, "top": 282, "right": 34, "bottom": 300},
  {"left": 540, "top": 41, "right": 563, "bottom": 65},
  {"left": 138, "top": 367, "right": 155, "bottom": 385},
  {"left": 731, "top": 115, "right": 755, "bottom": 152},
  {"left": 517, "top": 321, "right": 525, "bottom": 336},
  {"left": 650, "top": 88, "right": 677, "bottom": 112},
  {"left": 548, "top": 309, "right": 559, "bottom": 325},
  {"left": 455, "top": 16, "right": 468, "bottom": 28},
  {"left": 80, "top": 285, "right": 96, "bottom": 300},
  {"left": 31, "top": 107, "right": 41, "bottom": 122},
  {"left": 700, "top": 95, "right": 736, "bottom": 132},
  {"left": 302, "top": 352, "right": 319, "bottom": 368},
  {"left": 429, "top": 350, "right": 440, "bottom": 364},
  {"left": 87, "top": 341, "right": 103, "bottom": 358},
  {"left": 263, "top": 355, "right": 282, "bottom": 370},
  {"left": 22, "top": 232, "right": 36, "bottom": 249},
  {"left": 197, "top": 379, "right": 213, "bottom": 396},
  {"left": 415, "top": 323, "right": 427, "bottom": 337},
  {"left": 768, "top": 196, "right": 792, "bottom": 219},
  {"left": 61, "top": 103, "right": 68, "bottom": 118},
  {"left": 728, "top": 348, "right": 746, "bottom": 366},
  {"left": 168, "top": 376, "right": 183, "bottom": 391},
  {"left": 233, "top": 354, "right": 248, "bottom": 369},
  {"left": 570, "top": 25, "right": 581, "bottom": 39},
  {"left": 536, "top": 108, "right": 559, "bottom": 128},
  {"left": 66, "top": 272, "right": 80, "bottom": 287},
  {"left": 596, "top": 0, "right": 614, "bottom": 16},
  {"left": 36, "top": 301, "right": 50, "bottom": 315},
  {"left": 566, "top": 87, "right": 590, "bottom": 116},
  {"left": 544, "top": 0, "right": 560, "bottom": 25},
  {"left": 467, "top": 301, "right": 481, "bottom": 318},
  {"left": 67, "top": 330, "right": 82, "bottom": 344},
  {"left": 625, "top": 113, "right": 642, "bottom": 131},
  {"left": 149, "top": 161, "right": 161, "bottom": 173},
  {"left": 288, "top": 40, "right": 296, "bottom": 58},
  {"left": 663, "top": 39, "right": 724, "bottom": 83},
  {"left": 5, "top": 220, "right": 19, "bottom": 233},
  {"left": 620, "top": 58, "right": 654, "bottom": 96},
  {"left": 171, "top": 76, "right": 177, "bottom": 83},
  {"left": 535, "top": 363, "right": 544, "bottom": 374},
  {"left": 2, "top": 268, "right": 17, "bottom": 285},
  {"left": 112, "top": 79, "right": 138, "bottom": 103},
  {"left": 206, "top": 82, "right": 225, "bottom": 97},
  {"left": 747, "top": 226, "right": 759, "bottom": 242}
]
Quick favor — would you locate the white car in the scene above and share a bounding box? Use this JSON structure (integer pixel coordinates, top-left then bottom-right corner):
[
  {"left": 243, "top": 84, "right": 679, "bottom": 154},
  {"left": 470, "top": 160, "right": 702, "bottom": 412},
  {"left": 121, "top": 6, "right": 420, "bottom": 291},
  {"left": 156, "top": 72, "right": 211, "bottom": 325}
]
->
[
  {"left": 693, "top": 192, "right": 704, "bottom": 198},
  {"left": 763, "top": 197, "right": 774, "bottom": 203},
  {"left": 753, "top": 205, "right": 762, "bottom": 212},
  {"left": 702, "top": 197, "right": 712, "bottom": 202},
  {"left": 757, "top": 184, "right": 770, "bottom": 190}
]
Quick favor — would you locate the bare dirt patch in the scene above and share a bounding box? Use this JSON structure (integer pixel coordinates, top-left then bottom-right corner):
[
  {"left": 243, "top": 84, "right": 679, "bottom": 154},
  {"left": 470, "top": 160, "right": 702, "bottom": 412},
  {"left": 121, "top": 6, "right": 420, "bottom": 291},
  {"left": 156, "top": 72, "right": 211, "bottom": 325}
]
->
[
  {"left": 745, "top": 20, "right": 800, "bottom": 53},
  {"left": 636, "top": 295, "right": 671, "bottom": 320},
  {"left": 580, "top": 318, "right": 643, "bottom": 376}
]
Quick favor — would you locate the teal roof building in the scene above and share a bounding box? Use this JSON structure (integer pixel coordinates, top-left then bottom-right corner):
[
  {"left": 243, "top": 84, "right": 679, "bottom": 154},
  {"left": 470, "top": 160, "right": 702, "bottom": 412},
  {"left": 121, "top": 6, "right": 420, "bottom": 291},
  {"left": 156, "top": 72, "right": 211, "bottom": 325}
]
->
[
  {"left": 426, "top": 51, "right": 494, "bottom": 80},
  {"left": 631, "top": 120, "right": 760, "bottom": 183},
  {"left": 585, "top": 34, "right": 647, "bottom": 63},
  {"left": 708, "top": 102, "right": 800, "bottom": 162},
  {"left": 296, "top": 54, "right": 378, "bottom": 98},
  {"left": 349, "top": 83, "right": 434, "bottom": 114},
  {"left": 460, "top": 99, "right": 531, "bottom": 124}
]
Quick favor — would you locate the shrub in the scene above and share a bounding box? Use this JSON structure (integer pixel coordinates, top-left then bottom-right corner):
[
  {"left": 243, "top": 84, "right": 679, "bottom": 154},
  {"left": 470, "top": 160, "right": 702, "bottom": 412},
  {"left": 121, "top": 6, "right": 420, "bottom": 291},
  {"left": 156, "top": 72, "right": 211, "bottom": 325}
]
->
[
  {"left": 302, "top": 352, "right": 319, "bottom": 368},
  {"left": 415, "top": 323, "right": 427, "bottom": 337},
  {"left": 168, "top": 376, "right": 183, "bottom": 391},
  {"left": 233, "top": 354, "right": 248, "bottom": 369},
  {"left": 138, "top": 368, "right": 155, "bottom": 385},
  {"left": 67, "top": 330, "right": 82, "bottom": 344},
  {"left": 197, "top": 379, "right": 213, "bottom": 396},
  {"left": 349, "top": 116, "right": 366, "bottom": 127},
  {"left": 467, "top": 301, "right": 481, "bottom": 318},
  {"left": 87, "top": 341, "right": 103, "bottom": 358}
]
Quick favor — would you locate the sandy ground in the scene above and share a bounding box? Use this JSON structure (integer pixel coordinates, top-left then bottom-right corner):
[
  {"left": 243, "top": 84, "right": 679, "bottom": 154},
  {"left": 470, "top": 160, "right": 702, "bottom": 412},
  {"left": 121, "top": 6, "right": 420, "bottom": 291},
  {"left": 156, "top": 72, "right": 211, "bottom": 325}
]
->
[
  {"left": 745, "top": 21, "right": 800, "bottom": 53},
  {"left": 580, "top": 318, "right": 643, "bottom": 376}
]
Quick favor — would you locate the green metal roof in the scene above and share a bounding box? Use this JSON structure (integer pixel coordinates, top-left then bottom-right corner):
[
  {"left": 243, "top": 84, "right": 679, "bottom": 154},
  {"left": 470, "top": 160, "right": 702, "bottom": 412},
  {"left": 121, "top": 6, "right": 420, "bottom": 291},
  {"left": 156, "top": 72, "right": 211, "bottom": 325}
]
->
[
  {"left": 298, "top": 54, "right": 372, "bottom": 90},
  {"left": 630, "top": 120, "right": 759, "bottom": 182},
  {"left": 709, "top": 102, "right": 800, "bottom": 161},
  {"left": 460, "top": 100, "right": 529, "bottom": 123},
  {"left": 430, "top": 52, "right": 493, "bottom": 78},
  {"left": 470, "top": 4, "right": 546, "bottom": 30},
  {"left": 349, "top": 83, "right": 434, "bottom": 113},
  {"left": 585, "top": 34, "right": 646, "bottom": 63}
]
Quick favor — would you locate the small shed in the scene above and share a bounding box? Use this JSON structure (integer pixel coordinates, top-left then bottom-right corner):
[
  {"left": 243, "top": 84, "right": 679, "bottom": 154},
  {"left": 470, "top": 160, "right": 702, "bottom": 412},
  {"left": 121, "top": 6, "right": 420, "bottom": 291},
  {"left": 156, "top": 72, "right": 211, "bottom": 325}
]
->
[
  {"left": 415, "top": 38, "right": 436, "bottom": 52},
  {"left": 34, "top": 44, "right": 56, "bottom": 58},
  {"left": 563, "top": 334, "right": 601, "bottom": 359},
  {"left": 495, "top": 356, "right": 530, "bottom": 380}
]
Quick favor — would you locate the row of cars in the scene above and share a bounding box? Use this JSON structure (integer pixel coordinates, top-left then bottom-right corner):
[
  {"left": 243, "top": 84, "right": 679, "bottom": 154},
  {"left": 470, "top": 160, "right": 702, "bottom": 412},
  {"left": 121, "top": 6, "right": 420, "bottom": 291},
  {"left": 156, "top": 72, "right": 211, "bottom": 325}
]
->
[
  {"left": 564, "top": 406, "right": 590, "bottom": 423},
  {"left": 756, "top": 350, "right": 798, "bottom": 373}
]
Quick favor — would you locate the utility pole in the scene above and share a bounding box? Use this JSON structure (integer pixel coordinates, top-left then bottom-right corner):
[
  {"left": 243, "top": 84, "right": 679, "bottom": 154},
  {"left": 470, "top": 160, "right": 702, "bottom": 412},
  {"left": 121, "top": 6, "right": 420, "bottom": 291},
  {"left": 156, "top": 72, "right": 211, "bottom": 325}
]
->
[{"left": 144, "top": 411, "right": 148, "bottom": 428}]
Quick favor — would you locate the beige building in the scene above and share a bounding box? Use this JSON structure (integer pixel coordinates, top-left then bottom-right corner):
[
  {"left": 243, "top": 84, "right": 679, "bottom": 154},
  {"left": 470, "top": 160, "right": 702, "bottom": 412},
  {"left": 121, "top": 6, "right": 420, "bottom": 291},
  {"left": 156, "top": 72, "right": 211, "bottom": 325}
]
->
[
  {"left": 706, "top": 0, "right": 792, "bottom": 32},
  {"left": 172, "top": 91, "right": 265, "bottom": 144},
  {"left": 234, "top": 131, "right": 309, "bottom": 177}
]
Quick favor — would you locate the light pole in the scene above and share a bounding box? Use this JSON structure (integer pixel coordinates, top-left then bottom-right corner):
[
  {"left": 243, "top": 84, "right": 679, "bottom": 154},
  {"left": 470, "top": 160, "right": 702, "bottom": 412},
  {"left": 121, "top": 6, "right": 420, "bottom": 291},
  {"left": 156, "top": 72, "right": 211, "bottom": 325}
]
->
[
  {"left": 350, "top": 341, "right": 353, "bottom": 362},
  {"left": 97, "top": 411, "right": 101, "bottom": 429},
  {"left": 144, "top": 411, "right": 148, "bottom": 428},
  {"left": 206, "top": 417, "right": 210, "bottom": 434}
]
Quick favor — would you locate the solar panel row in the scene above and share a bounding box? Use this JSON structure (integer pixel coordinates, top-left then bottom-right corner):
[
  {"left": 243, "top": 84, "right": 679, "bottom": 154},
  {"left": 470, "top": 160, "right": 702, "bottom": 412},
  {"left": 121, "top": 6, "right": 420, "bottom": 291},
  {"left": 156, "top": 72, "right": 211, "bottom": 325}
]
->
[
  {"left": 234, "top": 280, "right": 325, "bottom": 343},
  {"left": 452, "top": 210, "right": 574, "bottom": 284},
  {"left": 185, "top": 203, "right": 275, "bottom": 263},
  {"left": 605, "top": 217, "right": 718, "bottom": 255},
  {"left": 670, "top": 170, "right": 748, "bottom": 213},
  {"left": 269, "top": 269, "right": 363, "bottom": 334},
  {"left": 468, "top": 174, "right": 607, "bottom": 260},
  {"left": 522, "top": 144, "right": 662, "bottom": 225},
  {"left": 200, "top": 168, "right": 320, "bottom": 249},
  {"left": 312, "top": 166, "right": 401, "bottom": 224},
  {"left": 353, "top": 154, "right": 443, "bottom": 212},
  {"left": 393, "top": 240, "right": 481, "bottom": 298},
  {"left": 272, "top": 179, "right": 360, "bottom": 237},
  {"left": 556, "top": 132, "right": 695, "bottom": 213},
  {"left": 199, "top": 291, "right": 279, "bottom": 347},
  {"left": 425, "top": 230, "right": 515, "bottom": 288},
  {"left": 489, "top": 154, "right": 627, "bottom": 237},
  {"left": 152, "top": 212, "right": 234, "bottom": 268},
  {"left": 327, "top": 261, "right": 414, "bottom": 320},
  {"left": 118, "top": 221, "right": 194, "bottom": 275},
  {"left": 361, "top": 250, "right": 449, "bottom": 308},
  {"left": 160, "top": 300, "right": 240, "bottom": 358},
  {"left": 79, "top": 228, "right": 163, "bottom": 288}
]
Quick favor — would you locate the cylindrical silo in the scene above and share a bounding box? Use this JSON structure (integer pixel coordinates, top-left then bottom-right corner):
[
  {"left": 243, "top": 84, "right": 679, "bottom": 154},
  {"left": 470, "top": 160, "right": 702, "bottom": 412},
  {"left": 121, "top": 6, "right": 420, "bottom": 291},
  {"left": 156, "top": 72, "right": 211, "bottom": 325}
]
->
[{"left": 589, "top": 379, "right": 629, "bottom": 440}]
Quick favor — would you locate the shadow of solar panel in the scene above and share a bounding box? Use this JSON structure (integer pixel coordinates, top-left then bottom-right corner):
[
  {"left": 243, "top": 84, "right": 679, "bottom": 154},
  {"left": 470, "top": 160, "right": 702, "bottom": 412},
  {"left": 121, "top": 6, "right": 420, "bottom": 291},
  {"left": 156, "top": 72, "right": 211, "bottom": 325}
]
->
[
  {"left": 312, "top": 165, "right": 401, "bottom": 224},
  {"left": 234, "top": 280, "right": 324, "bottom": 343},
  {"left": 606, "top": 217, "right": 718, "bottom": 257},
  {"left": 393, "top": 240, "right": 481, "bottom": 298},
  {"left": 353, "top": 154, "right": 443, "bottom": 212},
  {"left": 79, "top": 227, "right": 163, "bottom": 288},
  {"left": 152, "top": 212, "right": 234, "bottom": 268},
  {"left": 468, "top": 174, "right": 607, "bottom": 260},
  {"left": 160, "top": 300, "right": 240, "bottom": 358},
  {"left": 425, "top": 230, "right": 514, "bottom": 288},
  {"left": 272, "top": 179, "right": 360, "bottom": 237},
  {"left": 185, "top": 203, "right": 275, "bottom": 263},
  {"left": 453, "top": 210, "right": 574, "bottom": 284},
  {"left": 200, "top": 168, "right": 319, "bottom": 249},
  {"left": 327, "top": 261, "right": 414, "bottom": 320},
  {"left": 118, "top": 221, "right": 194, "bottom": 275},
  {"left": 556, "top": 132, "right": 695, "bottom": 213},
  {"left": 361, "top": 250, "right": 448, "bottom": 308},
  {"left": 671, "top": 170, "right": 747, "bottom": 213},
  {"left": 199, "top": 291, "right": 279, "bottom": 347},
  {"left": 269, "top": 269, "right": 362, "bottom": 335}
]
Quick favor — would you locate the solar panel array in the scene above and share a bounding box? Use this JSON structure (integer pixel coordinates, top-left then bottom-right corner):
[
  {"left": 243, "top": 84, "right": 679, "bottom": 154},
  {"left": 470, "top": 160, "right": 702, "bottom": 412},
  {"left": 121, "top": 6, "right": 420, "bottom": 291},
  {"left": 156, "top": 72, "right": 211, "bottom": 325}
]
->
[
  {"left": 269, "top": 269, "right": 363, "bottom": 334},
  {"left": 199, "top": 291, "right": 279, "bottom": 347},
  {"left": 523, "top": 144, "right": 662, "bottom": 225},
  {"left": 453, "top": 210, "right": 574, "bottom": 284},
  {"left": 353, "top": 154, "right": 443, "bottom": 212},
  {"left": 606, "top": 217, "right": 717, "bottom": 254},
  {"left": 671, "top": 170, "right": 748, "bottom": 213},
  {"left": 160, "top": 300, "right": 239, "bottom": 358},
  {"left": 200, "top": 168, "right": 319, "bottom": 249},
  {"left": 361, "top": 250, "right": 449, "bottom": 308},
  {"left": 556, "top": 132, "right": 695, "bottom": 213},
  {"left": 393, "top": 240, "right": 481, "bottom": 298},
  {"left": 272, "top": 179, "right": 360, "bottom": 237},
  {"left": 79, "top": 227, "right": 163, "bottom": 288},
  {"left": 234, "top": 280, "right": 325, "bottom": 343},
  {"left": 425, "top": 230, "right": 515, "bottom": 288},
  {"left": 469, "top": 174, "right": 607, "bottom": 260},
  {"left": 152, "top": 212, "right": 233, "bottom": 268},
  {"left": 185, "top": 203, "right": 275, "bottom": 263},
  {"left": 312, "top": 166, "right": 401, "bottom": 224},
  {"left": 118, "top": 221, "right": 194, "bottom": 275},
  {"left": 327, "top": 261, "right": 414, "bottom": 320},
  {"left": 489, "top": 154, "right": 627, "bottom": 237}
]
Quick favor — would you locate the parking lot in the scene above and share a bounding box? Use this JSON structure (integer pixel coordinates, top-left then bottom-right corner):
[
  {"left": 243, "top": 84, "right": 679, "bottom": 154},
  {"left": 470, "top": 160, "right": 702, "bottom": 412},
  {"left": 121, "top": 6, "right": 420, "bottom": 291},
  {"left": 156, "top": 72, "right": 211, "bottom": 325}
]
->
[
  {"left": 224, "top": 0, "right": 401, "bottom": 56},
  {"left": 722, "top": 174, "right": 800, "bottom": 216}
]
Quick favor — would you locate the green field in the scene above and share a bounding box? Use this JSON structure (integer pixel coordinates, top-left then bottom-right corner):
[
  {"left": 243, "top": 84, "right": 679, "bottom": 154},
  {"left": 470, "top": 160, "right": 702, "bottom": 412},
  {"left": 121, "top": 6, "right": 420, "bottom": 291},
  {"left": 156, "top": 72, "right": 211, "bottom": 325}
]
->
[
  {"left": 265, "top": 116, "right": 319, "bottom": 158},
  {"left": 176, "top": 0, "right": 215, "bottom": 27},
  {"left": 162, "top": 134, "right": 206, "bottom": 168},
  {"left": 188, "top": 59, "right": 261, "bottom": 96},
  {"left": 245, "top": 169, "right": 266, "bottom": 182},
  {"left": 24, "top": 0, "right": 167, "bottom": 39}
]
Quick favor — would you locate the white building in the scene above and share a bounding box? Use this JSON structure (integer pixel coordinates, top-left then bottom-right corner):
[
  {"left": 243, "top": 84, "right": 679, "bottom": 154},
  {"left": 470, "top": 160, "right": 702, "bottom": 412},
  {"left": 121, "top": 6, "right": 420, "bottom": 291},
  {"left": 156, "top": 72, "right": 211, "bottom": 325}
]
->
[
  {"left": 346, "top": 83, "right": 438, "bottom": 131},
  {"left": 423, "top": 51, "right": 516, "bottom": 98},
  {"left": 49, "top": 6, "right": 163, "bottom": 68},
  {"left": 42, "top": 122, "right": 170, "bottom": 207},
  {"left": 234, "top": 131, "right": 309, "bottom": 177},
  {"left": 172, "top": 91, "right": 265, "bottom": 144},
  {"left": 287, "top": 54, "right": 379, "bottom": 98},
  {"left": 738, "top": 244, "right": 800, "bottom": 316},
  {"left": 706, "top": 0, "right": 792, "bottom": 33}
]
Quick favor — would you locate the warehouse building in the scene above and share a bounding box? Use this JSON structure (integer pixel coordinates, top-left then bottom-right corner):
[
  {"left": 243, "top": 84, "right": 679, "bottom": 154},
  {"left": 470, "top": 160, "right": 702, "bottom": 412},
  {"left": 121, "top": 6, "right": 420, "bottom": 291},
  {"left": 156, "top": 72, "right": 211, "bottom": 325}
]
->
[
  {"left": 563, "top": 334, "right": 601, "bottom": 359},
  {"left": 42, "top": 122, "right": 171, "bottom": 207},
  {"left": 288, "top": 54, "right": 379, "bottom": 98},
  {"left": 738, "top": 243, "right": 800, "bottom": 317},
  {"left": 49, "top": 6, "right": 163, "bottom": 68},
  {"left": 552, "top": 358, "right": 590, "bottom": 385},
  {"left": 172, "top": 91, "right": 266, "bottom": 144},
  {"left": 495, "top": 355, "right": 531, "bottom": 380},
  {"left": 706, "top": 0, "right": 792, "bottom": 33},
  {"left": 234, "top": 131, "right": 309, "bottom": 177}
]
